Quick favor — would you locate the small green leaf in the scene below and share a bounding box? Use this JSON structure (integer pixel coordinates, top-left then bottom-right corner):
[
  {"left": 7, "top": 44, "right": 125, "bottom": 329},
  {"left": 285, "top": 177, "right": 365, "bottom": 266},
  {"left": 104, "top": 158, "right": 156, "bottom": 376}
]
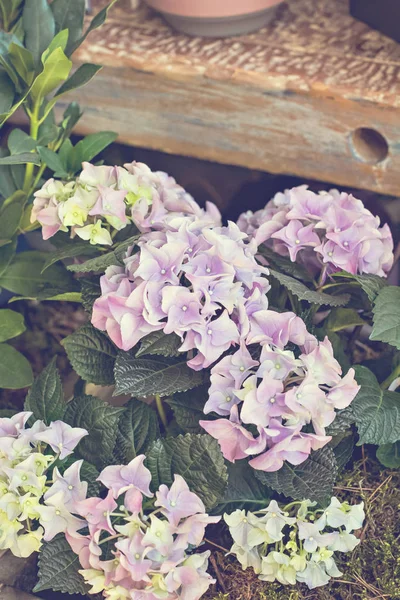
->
[
  {"left": 8, "top": 42, "right": 34, "bottom": 84},
  {"left": 270, "top": 269, "right": 350, "bottom": 307},
  {"left": 64, "top": 395, "right": 125, "bottom": 469},
  {"left": 353, "top": 365, "right": 400, "bottom": 446},
  {"left": 332, "top": 271, "right": 387, "bottom": 303},
  {"left": 255, "top": 447, "right": 338, "bottom": 502},
  {"left": 0, "top": 70, "right": 15, "bottom": 114},
  {"left": 376, "top": 442, "right": 400, "bottom": 469},
  {"left": 24, "top": 358, "right": 65, "bottom": 424},
  {"left": 75, "top": 131, "right": 117, "bottom": 163},
  {"left": 0, "top": 308, "right": 25, "bottom": 342},
  {"left": 146, "top": 433, "right": 228, "bottom": 510},
  {"left": 55, "top": 63, "right": 102, "bottom": 98},
  {"left": 30, "top": 46, "right": 72, "bottom": 101},
  {"left": 62, "top": 324, "right": 118, "bottom": 386},
  {"left": 22, "top": 0, "right": 55, "bottom": 67},
  {"left": 0, "top": 344, "right": 33, "bottom": 389},
  {"left": 33, "top": 534, "right": 87, "bottom": 594},
  {"left": 36, "top": 146, "right": 67, "bottom": 177},
  {"left": 113, "top": 398, "right": 160, "bottom": 464},
  {"left": 51, "top": 0, "right": 86, "bottom": 56},
  {"left": 68, "top": 0, "right": 117, "bottom": 55},
  {"left": 136, "top": 330, "right": 181, "bottom": 358},
  {"left": 166, "top": 385, "right": 210, "bottom": 434},
  {"left": 326, "top": 307, "right": 366, "bottom": 332},
  {"left": 114, "top": 354, "right": 203, "bottom": 398},
  {"left": 8, "top": 128, "right": 36, "bottom": 154},
  {"left": 370, "top": 286, "right": 400, "bottom": 350},
  {"left": 41, "top": 30, "right": 69, "bottom": 62},
  {"left": 0, "top": 152, "right": 40, "bottom": 165},
  {"left": 215, "top": 461, "right": 271, "bottom": 513}
]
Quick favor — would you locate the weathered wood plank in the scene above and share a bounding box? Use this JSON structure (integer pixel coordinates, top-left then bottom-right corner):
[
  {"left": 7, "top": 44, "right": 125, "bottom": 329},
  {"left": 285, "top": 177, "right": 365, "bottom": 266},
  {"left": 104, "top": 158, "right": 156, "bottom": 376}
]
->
[{"left": 61, "top": 0, "right": 400, "bottom": 193}]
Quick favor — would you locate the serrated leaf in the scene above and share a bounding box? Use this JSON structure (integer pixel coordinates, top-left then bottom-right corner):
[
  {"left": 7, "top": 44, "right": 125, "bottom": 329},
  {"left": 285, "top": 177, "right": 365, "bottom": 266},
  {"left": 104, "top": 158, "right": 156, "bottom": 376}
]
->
[
  {"left": 80, "top": 276, "right": 101, "bottom": 314},
  {"left": 136, "top": 331, "right": 181, "bottom": 358},
  {"left": 63, "top": 324, "right": 117, "bottom": 386},
  {"left": 330, "top": 432, "right": 355, "bottom": 470},
  {"left": 326, "top": 405, "right": 355, "bottom": 436},
  {"left": 166, "top": 385, "right": 210, "bottom": 434},
  {"left": 325, "top": 331, "right": 351, "bottom": 374},
  {"left": 215, "top": 461, "right": 271, "bottom": 513},
  {"left": 24, "top": 358, "right": 65, "bottom": 424},
  {"left": 33, "top": 534, "right": 88, "bottom": 594},
  {"left": 146, "top": 433, "right": 228, "bottom": 510},
  {"left": 67, "top": 235, "right": 139, "bottom": 273},
  {"left": 259, "top": 245, "right": 314, "bottom": 282},
  {"left": 254, "top": 447, "right": 338, "bottom": 502},
  {"left": 41, "top": 242, "right": 98, "bottom": 273},
  {"left": 370, "top": 286, "right": 400, "bottom": 350},
  {"left": 114, "top": 354, "right": 203, "bottom": 398},
  {"left": 113, "top": 398, "right": 160, "bottom": 464},
  {"left": 333, "top": 271, "right": 387, "bottom": 303},
  {"left": 64, "top": 395, "right": 124, "bottom": 469},
  {"left": 353, "top": 365, "right": 400, "bottom": 446},
  {"left": 326, "top": 307, "right": 366, "bottom": 332},
  {"left": 0, "top": 344, "right": 33, "bottom": 389},
  {"left": 376, "top": 442, "right": 400, "bottom": 469},
  {"left": 270, "top": 269, "right": 350, "bottom": 307},
  {"left": 80, "top": 460, "right": 101, "bottom": 496},
  {"left": 0, "top": 308, "right": 25, "bottom": 342}
]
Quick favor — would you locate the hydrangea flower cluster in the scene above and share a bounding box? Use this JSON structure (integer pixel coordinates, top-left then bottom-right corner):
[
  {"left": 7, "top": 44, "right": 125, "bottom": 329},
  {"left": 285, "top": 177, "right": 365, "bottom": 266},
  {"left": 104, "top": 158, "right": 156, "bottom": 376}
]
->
[
  {"left": 237, "top": 186, "right": 394, "bottom": 278},
  {"left": 66, "top": 455, "right": 220, "bottom": 600},
  {"left": 91, "top": 217, "right": 270, "bottom": 370},
  {"left": 0, "top": 411, "right": 88, "bottom": 557},
  {"left": 225, "top": 497, "right": 365, "bottom": 589},
  {"left": 200, "top": 314, "right": 360, "bottom": 471},
  {"left": 31, "top": 161, "right": 220, "bottom": 244}
]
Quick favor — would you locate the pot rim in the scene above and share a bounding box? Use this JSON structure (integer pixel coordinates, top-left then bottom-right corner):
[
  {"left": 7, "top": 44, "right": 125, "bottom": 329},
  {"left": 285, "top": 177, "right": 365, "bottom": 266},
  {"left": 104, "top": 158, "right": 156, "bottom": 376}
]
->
[{"left": 145, "top": 0, "right": 283, "bottom": 18}]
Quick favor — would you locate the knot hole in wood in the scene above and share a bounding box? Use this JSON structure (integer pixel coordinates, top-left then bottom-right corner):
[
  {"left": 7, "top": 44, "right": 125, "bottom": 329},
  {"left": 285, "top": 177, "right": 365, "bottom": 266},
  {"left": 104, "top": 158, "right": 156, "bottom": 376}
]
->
[{"left": 350, "top": 127, "right": 389, "bottom": 165}]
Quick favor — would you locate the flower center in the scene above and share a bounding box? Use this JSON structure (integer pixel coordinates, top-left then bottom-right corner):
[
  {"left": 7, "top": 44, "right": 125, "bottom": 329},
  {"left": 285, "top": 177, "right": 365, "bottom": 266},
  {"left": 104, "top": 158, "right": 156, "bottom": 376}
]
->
[
  {"left": 68, "top": 485, "right": 73, "bottom": 490},
  {"left": 343, "top": 241, "right": 349, "bottom": 247},
  {"left": 225, "top": 396, "right": 231, "bottom": 403},
  {"left": 207, "top": 329, "right": 212, "bottom": 336},
  {"left": 55, "top": 510, "right": 61, "bottom": 515},
  {"left": 182, "top": 306, "right": 188, "bottom": 312},
  {"left": 160, "top": 269, "right": 166, "bottom": 275},
  {"left": 206, "top": 267, "right": 211, "bottom": 273},
  {"left": 239, "top": 366, "right": 245, "bottom": 372},
  {"left": 170, "top": 501, "right": 176, "bottom": 507},
  {"left": 275, "top": 363, "right": 281, "bottom": 370},
  {"left": 295, "top": 239, "right": 300, "bottom": 245},
  {"left": 135, "top": 553, "right": 141, "bottom": 560},
  {"left": 270, "top": 397, "right": 276, "bottom": 404},
  {"left": 328, "top": 251, "right": 333, "bottom": 257}
]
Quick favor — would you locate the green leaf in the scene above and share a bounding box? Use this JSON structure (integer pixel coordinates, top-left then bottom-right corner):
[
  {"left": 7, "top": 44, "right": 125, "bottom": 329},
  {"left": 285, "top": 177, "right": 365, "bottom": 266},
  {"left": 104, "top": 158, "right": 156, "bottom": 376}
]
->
[
  {"left": 269, "top": 269, "right": 350, "bottom": 307},
  {"left": 352, "top": 365, "right": 400, "bottom": 446},
  {"left": 0, "top": 251, "right": 79, "bottom": 298},
  {"left": 33, "top": 534, "right": 87, "bottom": 595},
  {"left": 113, "top": 398, "right": 160, "bottom": 464},
  {"left": 22, "top": 0, "right": 55, "bottom": 67},
  {"left": 370, "top": 286, "right": 400, "bottom": 350},
  {"left": 41, "top": 29, "right": 69, "bottom": 63},
  {"left": 376, "top": 442, "right": 400, "bottom": 469},
  {"left": 80, "top": 276, "right": 101, "bottom": 314},
  {"left": 255, "top": 447, "right": 338, "bottom": 502},
  {"left": 24, "top": 358, "right": 65, "bottom": 424},
  {"left": 114, "top": 354, "right": 203, "bottom": 398},
  {"left": 330, "top": 432, "right": 355, "bottom": 470},
  {"left": 333, "top": 271, "right": 387, "bottom": 303},
  {"left": 0, "top": 308, "right": 25, "bottom": 342},
  {"left": 146, "top": 433, "right": 228, "bottom": 510},
  {"left": 0, "top": 237, "right": 16, "bottom": 278},
  {"left": 80, "top": 460, "right": 101, "bottom": 496},
  {"left": 326, "top": 307, "right": 366, "bottom": 332},
  {"left": 41, "top": 242, "right": 98, "bottom": 273},
  {"left": 325, "top": 331, "right": 351, "bottom": 374},
  {"left": 37, "top": 145, "right": 67, "bottom": 177},
  {"left": 75, "top": 131, "right": 118, "bottom": 163},
  {"left": 0, "top": 148, "right": 17, "bottom": 198},
  {"left": 55, "top": 63, "right": 102, "bottom": 98},
  {"left": 215, "top": 461, "right": 271, "bottom": 513},
  {"left": 8, "top": 128, "right": 36, "bottom": 154},
  {"left": 0, "top": 152, "right": 40, "bottom": 165},
  {"left": 166, "top": 385, "right": 210, "bottom": 434},
  {"left": 51, "top": 0, "right": 85, "bottom": 55},
  {"left": 136, "top": 331, "right": 182, "bottom": 358},
  {"left": 8, "top": 42, "right": 34, "bottom": 84},
  {"left": 326, "top": 405, "right": 355, "bottom": 436},
  {"left": 259, "top": 245, "right": 314, "bottom": 283},
  {"left": 0, "top": 70, "right": 15, "bottom": 114},
  {"left": 0, "top": 344, "right": 33, "bottom": 389},
  {"left": 62, "top": 324, "right": 117, "bottom": 386},
  {"left": 68, "top": 0, "right": 117, "bottom": 55},
  {"left": 67, "top": 235, "right": 139, "bottom": 273},
  {"left": 30, "top": 46, "right": 72, "bottom": 101},
  {"left": 64, "top": 395, "right": 125, "bottom": 469},
  {"left": 0, "top": 190, "right": 25, "bottom": 244}
]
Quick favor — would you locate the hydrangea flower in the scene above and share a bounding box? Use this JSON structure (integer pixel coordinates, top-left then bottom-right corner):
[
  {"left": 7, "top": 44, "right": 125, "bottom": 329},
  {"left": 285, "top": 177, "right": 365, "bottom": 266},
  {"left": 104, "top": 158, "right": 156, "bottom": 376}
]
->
[
  {"left": 237, "top": 186, "right": 394, "bottom": 278},
  {"left": 0, "top": 412, "right": 88, "bottom": 557},
  {"left": 32, "top": 161, "right": 220, "bottom": 244},
  {"left": 225, "top": 497, "right": 364, "bottom": 590},
  {"left": 200, "top": 314, "right": 359, "bottom": 472},
  {"left": 66, "top": 457, "right": 220, "bottom": 600},
  {"left": 91, "top": 216, "right": 269, "bottom": 370}
]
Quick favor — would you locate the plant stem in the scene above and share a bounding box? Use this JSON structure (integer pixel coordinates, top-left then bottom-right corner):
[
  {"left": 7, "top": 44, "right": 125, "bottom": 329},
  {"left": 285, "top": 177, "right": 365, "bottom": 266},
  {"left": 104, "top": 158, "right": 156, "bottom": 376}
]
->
[
  {"left": 23, "top": 101, "right": 41, "bottom": 194},
  {"left": 155, "top": 394, "right": 168, "bottom": 429},
  {"left": 203, "top": 538, "right": 229, "bottom": 553},
  {"left": 381, "top": 364, "right": 400, "bottom": 390}
]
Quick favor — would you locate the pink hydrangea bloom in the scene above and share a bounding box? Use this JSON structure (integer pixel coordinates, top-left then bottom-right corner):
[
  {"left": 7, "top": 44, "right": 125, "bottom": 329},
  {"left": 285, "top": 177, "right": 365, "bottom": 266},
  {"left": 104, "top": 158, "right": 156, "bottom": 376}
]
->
[{"left": 237, "top": 186, "right": 394, "bottom": 278}]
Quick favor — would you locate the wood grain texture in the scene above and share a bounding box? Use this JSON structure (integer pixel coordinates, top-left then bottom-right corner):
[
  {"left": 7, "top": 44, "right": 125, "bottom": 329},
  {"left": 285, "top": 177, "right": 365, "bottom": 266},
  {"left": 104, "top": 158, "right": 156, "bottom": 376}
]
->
[{"left": 66, "top": 0, "right": 400, "bottom": 194}]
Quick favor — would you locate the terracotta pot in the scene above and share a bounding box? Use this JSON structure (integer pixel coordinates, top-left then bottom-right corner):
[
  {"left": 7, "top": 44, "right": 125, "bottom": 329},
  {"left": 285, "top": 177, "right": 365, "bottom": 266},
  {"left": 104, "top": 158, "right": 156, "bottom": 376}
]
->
[{"left": 145, "top": 0, "right": 284, "bottom": 37}]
